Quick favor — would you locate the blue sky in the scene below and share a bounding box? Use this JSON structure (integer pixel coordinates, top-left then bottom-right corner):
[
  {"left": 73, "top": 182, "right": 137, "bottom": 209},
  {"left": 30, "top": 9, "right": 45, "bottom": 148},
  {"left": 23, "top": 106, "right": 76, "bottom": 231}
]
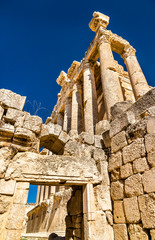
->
[{"left": 0, "top": 0, "right": 155, "bottom": 203}]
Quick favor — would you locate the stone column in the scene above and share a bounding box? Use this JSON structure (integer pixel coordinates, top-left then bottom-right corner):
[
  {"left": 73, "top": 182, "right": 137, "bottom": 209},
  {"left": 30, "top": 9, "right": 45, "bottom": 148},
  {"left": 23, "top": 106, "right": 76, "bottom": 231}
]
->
[
  {"left": 98, "top": 30, "right": 124, "bottom": 119},
  {"left": 36, "top": 185, "right": 41, "bottom": 204},
  {"left": 44, "top": 186, "right": 49, "bottom": 200},
  {"left": 39, "top": 185, "right": 44, "bottom": 203},
  {"left": 122, "top": 45, "right": 150, "bottom": 100},
  {"left": 83, "top": 61, "right": 98, "bottom": 134},
  {"left": 57, "top": 112, "right": 64, "bottom": 127},
  {"left": 71, "top": 81, "right": 83, "bottom": 133},
  {"left": 63, "top": 97, "right": 72, "bottom": 133}
]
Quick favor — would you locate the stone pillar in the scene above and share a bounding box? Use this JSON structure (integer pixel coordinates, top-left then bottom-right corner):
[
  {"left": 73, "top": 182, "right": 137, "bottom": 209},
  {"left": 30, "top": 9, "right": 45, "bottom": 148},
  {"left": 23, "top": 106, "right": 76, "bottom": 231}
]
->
[
  {"left": 63, "top": 97, "right": 72, "bottom": 133},
  {"left": 83, "top": 183, "right": 95, "bottom": 240},
  {"left": 36, "top": 185, "right": 41, "bottom": 204},
  {"left": 83, "top": 61, "right": 98, "bottom": 134},
  {"left": 122, "top": 45, "right": 150, "bottom": 100},
  {"left": 57, "top": 112, "right": 64, "bottom": 127},
  {"left": 44, "top": 186, "right": 49, "bottom": 200},
  {"left": 71, "top": 81, "right": 83, "bottom": 133},
  {"left": 49, "top": 186, "right": 56, "bottom": 197},
  {"left": 98, "top": 29, "right": 124, "bottom": 119},
  {"left": 39, "top": 185, "right": 44, "bottom": 203}
]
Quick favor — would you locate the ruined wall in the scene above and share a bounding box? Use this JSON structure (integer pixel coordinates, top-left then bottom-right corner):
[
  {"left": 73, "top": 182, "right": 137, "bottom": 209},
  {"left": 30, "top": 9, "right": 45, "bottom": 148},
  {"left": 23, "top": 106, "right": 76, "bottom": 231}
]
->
[{"left": 103, "top": 89, "right": 155, "bottom": 240}]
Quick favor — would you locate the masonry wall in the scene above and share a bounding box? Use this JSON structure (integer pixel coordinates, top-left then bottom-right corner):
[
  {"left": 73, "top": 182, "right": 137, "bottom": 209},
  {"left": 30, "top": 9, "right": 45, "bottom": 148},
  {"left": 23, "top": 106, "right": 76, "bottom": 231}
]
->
[{"left": 105, "top": 101, "right": 155, "bottom": 239}]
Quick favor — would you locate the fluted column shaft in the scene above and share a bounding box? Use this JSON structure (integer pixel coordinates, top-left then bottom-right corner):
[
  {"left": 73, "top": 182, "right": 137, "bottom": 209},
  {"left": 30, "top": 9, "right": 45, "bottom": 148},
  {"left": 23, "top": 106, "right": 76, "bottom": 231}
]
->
[
  {"left": 122, "top": 45, "right": 149, "bottom": 100},
  {"left": 71, "top": 82, "right": 83, "bottom": 133},
  {"left": 98, "top": 30, "right": 124, "bottom": 119},
  {"left": 63, "top": 97, "right": 72, "bottom": 133},
  {"left": 83, "top": 61, "right": 98, "bottom": 134}
]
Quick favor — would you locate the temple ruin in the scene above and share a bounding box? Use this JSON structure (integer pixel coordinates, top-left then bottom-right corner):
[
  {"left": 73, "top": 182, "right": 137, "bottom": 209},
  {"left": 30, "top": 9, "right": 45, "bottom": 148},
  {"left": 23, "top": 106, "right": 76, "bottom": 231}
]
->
[{"left": 0, "top": 11, "right": 155, "bottom": 240}]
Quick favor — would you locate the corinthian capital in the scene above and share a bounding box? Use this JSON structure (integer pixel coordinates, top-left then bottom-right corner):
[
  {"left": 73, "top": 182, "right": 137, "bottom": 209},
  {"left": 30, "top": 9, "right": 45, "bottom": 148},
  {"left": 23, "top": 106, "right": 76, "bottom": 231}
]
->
[
  {"left": 89, "top": 12, "right": 109, "bottom": 32},
  {"left": 121, "top": 45, "right": 136, "bottom": 59},
  {"left": 82, "top": 59, "right": 94, "bottom": 71},
  {"left": 97, "top": 27, "right": 111, "bottom": 46}
]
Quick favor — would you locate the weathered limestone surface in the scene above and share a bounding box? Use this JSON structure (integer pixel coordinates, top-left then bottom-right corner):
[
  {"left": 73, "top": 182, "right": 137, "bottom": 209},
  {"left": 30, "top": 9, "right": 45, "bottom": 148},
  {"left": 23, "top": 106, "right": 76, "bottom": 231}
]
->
[
  {"left": 113, "top": 224, "right": 128, "bottom": 240},
  {"left": 5, "top": 152, "right": 101, "bottom": 184},
  {"left": 0, "top": 89, "right": 26, "bottom": 110}
]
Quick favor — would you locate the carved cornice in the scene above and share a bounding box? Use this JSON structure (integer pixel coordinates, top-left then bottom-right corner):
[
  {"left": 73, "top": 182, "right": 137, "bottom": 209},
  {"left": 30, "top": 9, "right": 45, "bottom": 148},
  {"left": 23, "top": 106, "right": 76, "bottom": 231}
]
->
[
  {"left": 89, "top": 12, "right": 109, "bottom": 32},
  {"left": 121, "top": 45, "right": 136, "bottom": 59},
  {"left": 67, "top": 61, "right": 80, "bottom": 80}
]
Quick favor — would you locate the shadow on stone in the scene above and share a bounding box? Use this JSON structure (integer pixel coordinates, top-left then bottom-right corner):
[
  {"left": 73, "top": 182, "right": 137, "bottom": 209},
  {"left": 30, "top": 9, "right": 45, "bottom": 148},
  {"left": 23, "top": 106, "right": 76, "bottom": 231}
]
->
[{"left": 48, "top": 233, "right": 65, "bottom": 240}]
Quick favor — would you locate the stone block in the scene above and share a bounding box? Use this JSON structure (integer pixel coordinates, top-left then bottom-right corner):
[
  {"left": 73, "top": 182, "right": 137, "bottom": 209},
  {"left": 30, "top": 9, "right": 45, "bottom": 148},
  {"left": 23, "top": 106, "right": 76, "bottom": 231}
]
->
[
  {"left": 133, "top": 157, "right": 149, "bottom": 174},
  {"left": 114, "top": 201, "right": 126, "bottom": 223},
  {"left": 58, "top": 130, "right": 70, "bottom": 144},
  {"left": 13, "top": 188, "right": 29, "bottom": 205},
  {"left": 111, "top": 169, "right": 120, "bottom": 181},
  {"left": 93, "top": 185, "right": 112, "bottom": 211},
  {"left": 0, "top": 106, "right": 4, "bottom": 119},
  {"left": 113, "top": 224, "right": 129, "bottom": 240},
  {"left": 128, "top": 224, "right": 149, "bottom": 240},
  {"left": 123, "top": 197, "right": 140, "bottom": 223},
  {"left": 142, "top": 168, "right": 155, "bottom": 193},
  {"left": 0, "top": 179, "right": 16, "bottom": 195},
  {"left": 111, "top": 101, "right": 132, "bottom": 121},
  {"left": 126, "top": 119, "right": 147, "bottom": 143},
  {"left": 138, "top": 193, "right": 155, "bottom": 229},
  {"left": 102, "top": 130, "right": 111, "bottom": 148},
  {"left": 120, "top": 163, "right": 133, "bottom": 179},
  {"left": 145, "top": 134, "right": 155, "bottom": 153},
  {"left": 95, "top": 120, "right": 110, "bottom": 135},
  {"left": 0, "top": 123, "right": 14, "bottom": 137},
  {"left": 123, "top": 138, "right": 145, "bottom": 164},
  {"left": 147, "top": 152, "right": 155, "bottom": 167},
  {"left": 6, "top": 204, "right": 26, "bottom": 230},
  {"left": 93, "top": 148, "right": 106, "bottom": 162},
  {"left": 111, "top": 131, "right": 127, "bottom": 153},
  {"left": 79, "top": 132, "right": 94, "bottom": 145},
  {"left": 108, "top": 151, "right": 122, "bottom": 172},
  {"left": 14, "top": 127, "right": 36, "bottom": 141},
  {"left": 110, "top": 111, "right": 136, "bottom": 138},
  {"left": 125, "top": 173, "right": 144, "bottom": 197},
  {"left": 0, "top": 146, "right": 17, "bottom": 178},
  {"left": 16, "top": 182, "right": 29, "bottom": 190},
  {"left": 147, "top": 117, "right": 155, "bottom": 134},
  {"left": 94, "top": 135, "right": 104, "bottom": 148},
  {"left": 0, "top": 195, "right": 12, "bottom": 213},
  {"left": 111, "top": 180, "right": 124, "bottom": 200},
  {"left": 0, "top": 89, "right": 26, "bottom": 110},
  {"left": 150, "top": 229, "right": 155, "bottom": 240},
  {"left": 4, "top": 108, "right": 25, "bottom": 126},
  {"left": 23, "top": 114, "right": 42, "bottom": 134}
]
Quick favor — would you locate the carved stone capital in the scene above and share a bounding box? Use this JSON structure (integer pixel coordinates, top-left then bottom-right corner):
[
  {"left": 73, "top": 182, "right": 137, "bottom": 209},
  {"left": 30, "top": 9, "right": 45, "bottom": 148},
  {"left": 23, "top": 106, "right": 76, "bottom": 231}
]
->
[
  {"left": 97, "top": 28, "right": 111, "bottom": 46},
  {"left": 89, "top": 12, "right": 109, "bottom": 32},
  {"left": 83, "top": 60, "right": 94, "bottom": 71},
  {"left": 121, "top": 45, "right": 136, "bottom": 59}
]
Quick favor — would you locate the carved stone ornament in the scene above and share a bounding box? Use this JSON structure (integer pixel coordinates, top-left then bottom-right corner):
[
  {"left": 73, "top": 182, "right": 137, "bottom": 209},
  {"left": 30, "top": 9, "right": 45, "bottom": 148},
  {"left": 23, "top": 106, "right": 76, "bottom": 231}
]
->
[
  {"left": 97, "top": 27, "right": 111, "bottom": 46},
  {"left": 89, "top": 11, "right": 109, "bottom": 32},
  {"left": 122, "top": 45, "right": 136, "bottom": 59},
  {"left": 82, "top": 59, "right": 94, "bottom": 71}
]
